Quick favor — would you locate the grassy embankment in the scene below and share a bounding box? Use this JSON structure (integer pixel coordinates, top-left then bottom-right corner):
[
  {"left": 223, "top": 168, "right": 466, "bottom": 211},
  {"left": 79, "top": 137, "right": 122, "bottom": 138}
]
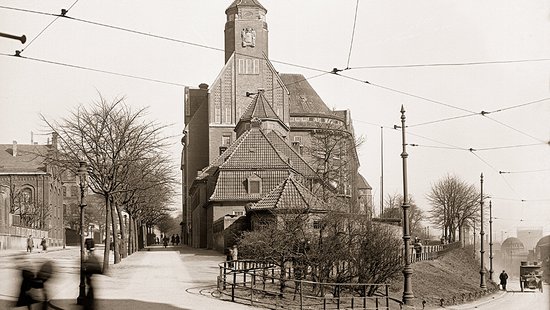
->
[{"left": 389, "top": 245, "right": 499, "bottom": 308}]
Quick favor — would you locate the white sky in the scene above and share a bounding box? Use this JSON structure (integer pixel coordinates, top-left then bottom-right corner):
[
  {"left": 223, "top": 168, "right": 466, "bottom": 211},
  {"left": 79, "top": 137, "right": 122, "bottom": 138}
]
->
[{"left": 1, "top": 0, "right": 549, "bottom": 241}]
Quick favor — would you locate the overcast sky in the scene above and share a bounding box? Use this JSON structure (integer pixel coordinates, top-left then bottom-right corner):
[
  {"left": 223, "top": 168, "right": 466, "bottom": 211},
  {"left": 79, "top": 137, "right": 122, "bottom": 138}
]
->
[{"left": 1, "top": 0, "right": 549, "bottom": 241}]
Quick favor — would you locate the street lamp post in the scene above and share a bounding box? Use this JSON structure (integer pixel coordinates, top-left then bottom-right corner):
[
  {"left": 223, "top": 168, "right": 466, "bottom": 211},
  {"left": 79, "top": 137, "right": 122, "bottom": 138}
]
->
[
  {"left": 489, "top": 201, "right": 493, "bottom": 281},
  {"left": 76, "top": 161, "right": 88, "bottom": 305},
  {"left": 479, "top": 173, "right": 487, "bottom": 289},
  {"left": 399, "top": 106, "right": 414, "bottom": 305}
]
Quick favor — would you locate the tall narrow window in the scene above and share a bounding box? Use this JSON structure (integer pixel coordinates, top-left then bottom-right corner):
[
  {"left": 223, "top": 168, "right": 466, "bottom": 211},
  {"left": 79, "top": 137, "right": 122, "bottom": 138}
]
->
[{"left": 224, "top": 106, "right": 231, "bottom": 124}]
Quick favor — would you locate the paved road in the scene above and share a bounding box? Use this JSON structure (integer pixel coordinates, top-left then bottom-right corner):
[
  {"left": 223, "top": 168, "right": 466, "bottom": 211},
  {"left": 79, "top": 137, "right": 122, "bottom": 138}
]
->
[
  {"left": 443, "top": 281, "right": 549, "bottom": 310},
  {"left": 0, "top": 245, "right": 258, "bottom": 310}
]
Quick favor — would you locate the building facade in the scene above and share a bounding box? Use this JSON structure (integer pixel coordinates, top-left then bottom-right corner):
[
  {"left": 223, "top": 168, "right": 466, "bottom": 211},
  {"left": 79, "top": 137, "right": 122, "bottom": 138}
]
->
[
  {"left": 0, "top": 134, "right": 64, "bottom": 250},
  {"left": 182, "top": 0, "right": 372, "bottom": 249}
]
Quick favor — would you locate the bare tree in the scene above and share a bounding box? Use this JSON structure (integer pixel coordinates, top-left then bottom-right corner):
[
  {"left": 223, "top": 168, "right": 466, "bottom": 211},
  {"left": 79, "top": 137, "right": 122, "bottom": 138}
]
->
[
  {"left": 380, "top": 193, "right": 424, "bottom": 239},
  {"left": 427, "top": 174, "right": 481, "bottom": 243},
  {"left": 42, "top": 95, "right": 172, "bottom": 272}
]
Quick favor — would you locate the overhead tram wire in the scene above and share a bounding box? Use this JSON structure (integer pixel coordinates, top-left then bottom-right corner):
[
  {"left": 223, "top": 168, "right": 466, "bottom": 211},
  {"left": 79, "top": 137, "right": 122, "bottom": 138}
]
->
[
  {"left": 19, "top": 0, "right": 80, "bottom": 53},
  {"left": 346, "top": 0, "right": 360, "bottom": 70},
  {"left": 409, "top": 96, "right": 550, "bottom": 128},
  {"left": 0, "top": 52, "right": 188, "bottom": 87},
  {"left": 2, "top": 5, "right": 546, "bottom": 146},
  {"left": 347, "top": 58, "right": 550, "bottom": 70}
]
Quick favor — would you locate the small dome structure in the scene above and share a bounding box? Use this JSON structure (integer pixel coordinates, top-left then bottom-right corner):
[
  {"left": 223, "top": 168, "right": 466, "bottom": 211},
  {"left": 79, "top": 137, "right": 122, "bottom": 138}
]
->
[
  {"left": 502, "top": 237, "right": 525, "bottom": 251},
  {"left": 536, "top": 235, "right": 550, "bottom": 248}
]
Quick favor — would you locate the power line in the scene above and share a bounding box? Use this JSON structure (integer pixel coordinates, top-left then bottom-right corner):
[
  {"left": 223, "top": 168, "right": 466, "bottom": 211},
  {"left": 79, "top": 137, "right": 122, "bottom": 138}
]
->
[
  {"left": 475, "top": 142, "right": 546, "bottom": 151},
  {"left": 499, "top": 169, "right": 550, "bottom": 174},
  {"left": 483, "top": 115, "right": 546, "bottom": 143},
  {"left": 409, "top": 113, "right": 478, "bottom": 127},
  {"left": 0, "top": 52, "right": 188, "bottom": 87},
  {"left": 487, "top": 97, "right": 550, "bottom": 114},
  {"left": 346, "top": 0, "right": 360, "bottom": 69},
  {"left": 20, "top": 0, "right": 80, "bottom": 53},
  {"left": 348, "top": 58, "right": 550, "bottom": 70}
]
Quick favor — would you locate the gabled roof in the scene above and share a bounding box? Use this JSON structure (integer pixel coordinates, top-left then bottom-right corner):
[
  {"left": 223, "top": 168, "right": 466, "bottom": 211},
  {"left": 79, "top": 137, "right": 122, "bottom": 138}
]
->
[
  {"left": 239, "top": 91, "right": 282, "bottom": 123},
  {"left": 249, "top": 174, "right": 327, "bottom": 212},
  {"left": 280, "top": 73, "right": 333, "bottom": 116},
  {"left": 226, "top": 0, "right": 267, "bottom": 13},
  {"left": 220, "top": 127, "right": 292, "bottom": 170},
  {"left": 210, "top": 170, "right": 289, "bottom": 201},
  {"left": 264, "top": 131, "right": 318, "bottom": 178},
  {"left": 0, "top": 144, "right": 50, "bottom": 174}
]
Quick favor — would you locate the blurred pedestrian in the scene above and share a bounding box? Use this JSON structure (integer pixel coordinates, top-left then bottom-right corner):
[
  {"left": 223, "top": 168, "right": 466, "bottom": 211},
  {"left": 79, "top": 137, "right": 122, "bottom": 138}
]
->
[
  {"left": 163, "top": 235, "right": 169, "bottom": 248},
  {"left": 499, "top": 270, "right": 508, "bottom": 291},
  {"left": 40, "top": 237, "right": 47, "bottom": 252},
  {"left": 171, "top": 234, "right": 175, "bottom": 246},
  {"left": 26, "top": 235, "right": 34, "bottom": 253},
  {"left": 230, "top": 245, "right": 238, "bottom": 262},
  {"left": 175, "top": 234, "right": 180, "bottom": 246},
  {"left": 16, "top": 268, "right": 38, "bottom": 309},
  {"left": 84, "top": 251, "right": 102, "bottom": 310}
]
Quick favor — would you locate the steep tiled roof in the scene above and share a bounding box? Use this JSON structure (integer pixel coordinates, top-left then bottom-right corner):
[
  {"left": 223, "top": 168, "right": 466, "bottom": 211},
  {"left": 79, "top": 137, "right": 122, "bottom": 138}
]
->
[
  {"left": 226, "top": 0, "right": 267, "bottom": 12},
  {"left": 264, "top": 131, "right": 318, "bottom": 178},
  {"left": 220, "top": 128, "right": 292, "bottom": 170},
  {"left": 210, "top": 170, "right": 289, "bottom": 201},
  {"left": 357, "top": 173, "right": 372, "bottom": 190},
  {"left": 240, "top": 91, "right": 282, "bottom": 123},
  {"left": 0, "top": 144, "right": 49, "bottom": 174},
  {"left": 280, "top": 73, "right": 333, "bottom": 116},
  {"left": 249, "top": 174, "right": 327, "bottom": 211}
]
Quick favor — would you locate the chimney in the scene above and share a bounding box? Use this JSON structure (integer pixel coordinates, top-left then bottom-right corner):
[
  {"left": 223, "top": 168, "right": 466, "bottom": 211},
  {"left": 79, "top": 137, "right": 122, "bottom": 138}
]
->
[
  {"left": 51, "top": 132, "right": 58, "bottom": 150},
  {"left": 12, "top": 141, "right": 17, "bottom": 157}
]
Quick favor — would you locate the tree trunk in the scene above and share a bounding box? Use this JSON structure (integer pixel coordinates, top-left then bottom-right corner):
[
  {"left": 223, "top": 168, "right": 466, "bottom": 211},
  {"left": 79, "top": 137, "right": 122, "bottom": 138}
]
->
[
  {"left": 115, "top": 203, "right": 127, "bottom": 258},
  {"left": 110, "top": 202, "right": 120, "bottom": 264},
  {"left": 103, "top": 194, "right": 111, "bottom": 273},
  {"left": 128, "top": 215, "right": 133, "bottom": 254}
]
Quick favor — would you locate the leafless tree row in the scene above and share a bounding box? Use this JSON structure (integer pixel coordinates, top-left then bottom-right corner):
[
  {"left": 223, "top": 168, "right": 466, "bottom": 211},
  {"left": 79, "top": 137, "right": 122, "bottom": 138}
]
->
[{"left": 42, "top": 95, "right": 178, "bottom": 272}]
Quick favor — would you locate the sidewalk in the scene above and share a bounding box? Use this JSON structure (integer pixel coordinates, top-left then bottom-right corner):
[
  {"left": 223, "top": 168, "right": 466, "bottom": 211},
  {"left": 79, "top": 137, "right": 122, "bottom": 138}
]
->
[
  {"left": 0, "top": 245, "right": 74, "bottom": 257},
  {"left": 430, "top": 290, "right": 507, "bottom": 310},
  {"left": 49, "top": 245, "right": 259, "bottom": 310}
]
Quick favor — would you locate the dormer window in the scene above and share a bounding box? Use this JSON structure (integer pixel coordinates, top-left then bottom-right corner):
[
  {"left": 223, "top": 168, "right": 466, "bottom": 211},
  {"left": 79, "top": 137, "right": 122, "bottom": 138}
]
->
[{"left": 247, "top": 175, "right": 262, "bottom": 194}]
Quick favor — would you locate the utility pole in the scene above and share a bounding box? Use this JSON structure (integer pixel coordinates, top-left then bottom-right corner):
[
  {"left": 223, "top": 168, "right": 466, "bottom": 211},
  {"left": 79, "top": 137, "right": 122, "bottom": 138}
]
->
[
  {"left": 489, "top": 201, "right": 494, "bottom": 281},
  {"left": 398, "top": 106, "right": 414, "bottom": 305},
  {"left": 77, "top": 161, "right": 88, "bottom": 305},
  {"left": 479, "top": 173, "right": 487, "bottom": 289},
  {"left": 380, "top": 126, "right": 384, "bottom": 217}
]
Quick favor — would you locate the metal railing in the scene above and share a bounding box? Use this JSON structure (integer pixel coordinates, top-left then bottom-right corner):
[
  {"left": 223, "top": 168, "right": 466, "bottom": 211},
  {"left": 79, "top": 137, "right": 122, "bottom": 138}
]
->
[{"left": 217, "top": 260, "right": 396, "bottom": 310}]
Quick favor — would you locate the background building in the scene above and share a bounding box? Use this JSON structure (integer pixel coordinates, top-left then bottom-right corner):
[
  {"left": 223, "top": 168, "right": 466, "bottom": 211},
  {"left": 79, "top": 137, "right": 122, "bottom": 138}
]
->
[{"left": 0, "top": 133, "right": 64, "bottom": 250}]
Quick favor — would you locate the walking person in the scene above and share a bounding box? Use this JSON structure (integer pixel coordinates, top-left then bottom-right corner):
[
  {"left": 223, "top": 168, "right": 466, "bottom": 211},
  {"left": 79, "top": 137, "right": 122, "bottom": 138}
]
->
[
  {"left": 40, "top": 237, "right": 47, "bottom": 252},
  {"left": 175, "top": 234, "right": 180, "bottom": 246},
  {"left": 26, "top": 235, "right": 34, "bottom": 253},
  {"left": 171, "top": 234, "right": 175, "bottom": 246},
  {"left": 499, "top": 270, "right": 508, "bottom": 291},
  {"left": 163, "top": 235, "right": 169, "bottom": 248}
]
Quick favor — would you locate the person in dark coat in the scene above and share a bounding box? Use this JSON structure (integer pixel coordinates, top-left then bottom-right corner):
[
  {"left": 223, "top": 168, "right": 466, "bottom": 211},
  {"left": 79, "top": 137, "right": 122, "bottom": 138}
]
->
[
  {"left": 499, "top": 270, "right": 508, "bottom": 290},
  {"left": 16, "top": 269, "right": 38, "bottom": 309},
  {"left": 83, "top": 251, "right": 102, "bottom": 310},
  {"left": 171, "top": 234, "right": 175, "bottom": 246},
  {"left": 175, "top": 234, "right": 180, "bottom": 246}
]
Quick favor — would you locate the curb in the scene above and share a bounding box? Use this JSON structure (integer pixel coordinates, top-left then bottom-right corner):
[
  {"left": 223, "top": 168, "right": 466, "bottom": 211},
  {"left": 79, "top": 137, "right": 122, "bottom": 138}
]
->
[{"left": 442, "top": 290, "right": 507, "bottom": 309}]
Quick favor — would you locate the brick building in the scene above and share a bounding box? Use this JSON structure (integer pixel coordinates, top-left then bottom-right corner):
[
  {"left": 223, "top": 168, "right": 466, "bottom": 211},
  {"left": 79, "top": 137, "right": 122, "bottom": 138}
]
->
[
  {"left": 0, "top": 134, "right": 64, "bottom": 250},
  {"left": 182, "top": 0, "right": 372, "bottom": 249}
]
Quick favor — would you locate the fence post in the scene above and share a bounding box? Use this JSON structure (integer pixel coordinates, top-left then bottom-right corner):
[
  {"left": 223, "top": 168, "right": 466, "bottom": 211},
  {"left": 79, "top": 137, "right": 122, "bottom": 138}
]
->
[
  {"left": 337, "top": 285, "right": 340, "bottom": 309},
  {"left": 223, "top": 262, "right": 227, "bottom": 290},
  {"left": 299, "top": 281, "right": 303, "bottom": 310},
  {"left": 363, "top": 285, "right": 367, "bottom": 309},
  {"left": 243, "top": 261, "right": 247, "bottom": 287},
  {"left": 385, "top": 285, "right": 389, "bottom": 309},
  {"left": 250, "top": 272, "right": 254, "bottom": 305},
  {"left": 232, "top": 271, "right": 236, "bottom": 302}
]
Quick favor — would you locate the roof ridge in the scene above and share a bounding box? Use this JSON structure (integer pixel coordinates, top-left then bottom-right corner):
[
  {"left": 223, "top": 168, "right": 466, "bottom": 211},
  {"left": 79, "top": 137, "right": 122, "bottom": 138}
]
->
[
  {"left": 218, "top": 130, "right": 252, "bottom": 168},
  {"left": 265, "top": 131, "right": 318, "bottom": 178}
]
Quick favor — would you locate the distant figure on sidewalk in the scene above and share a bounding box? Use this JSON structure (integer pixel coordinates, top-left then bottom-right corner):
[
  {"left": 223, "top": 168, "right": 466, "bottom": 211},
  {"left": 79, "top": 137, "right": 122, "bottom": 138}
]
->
[
  {"left": 40, "top": 237, "right": 47, "bottom": 252},
  {"left": 163, "top": 235, "right": 169, "bottom": 248},
  {"left": 230, "top": 245, "right": 238, "bottom": 261},
  {"left": 175, "top": 234, "right": 180, "bottom": 246},
  {"left": 499, "top": 270, "right": 508, "bottom": 291},
  {"left": 26, "top": 235, "right": 34, "bottom": 253},
  {"left": 171, "top": 234, "right": 175, "bottom": 246},
  {"left": 413, "top": 238, "right": 423, "bottom": 260}
]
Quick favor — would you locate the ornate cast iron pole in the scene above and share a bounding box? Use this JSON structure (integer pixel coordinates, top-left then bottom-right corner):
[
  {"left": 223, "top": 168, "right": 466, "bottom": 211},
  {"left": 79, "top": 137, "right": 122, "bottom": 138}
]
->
[
  {"left": 479, "top": 173, "right": 487, "bottom": 289},
  {"left": 400, "top": 106, "right": 414, "bottom": 305},
  {"left": 489, "top": 200, "right": 494, "bottom": 281},
  {"left": 77, "top": 161, "right": 88, "bottom": 305}
]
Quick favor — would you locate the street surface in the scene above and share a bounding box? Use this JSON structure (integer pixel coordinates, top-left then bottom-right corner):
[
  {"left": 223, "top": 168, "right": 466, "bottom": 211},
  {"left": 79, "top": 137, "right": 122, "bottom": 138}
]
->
[
  {"left": 0, "top": 245, "right": 258, "bottom": 310},
  {"left": 443, "top": 281, "right": 549, "bottom": 310},
  {"left": 1, "top": 246, "right": 548, "bottom": 310}
]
